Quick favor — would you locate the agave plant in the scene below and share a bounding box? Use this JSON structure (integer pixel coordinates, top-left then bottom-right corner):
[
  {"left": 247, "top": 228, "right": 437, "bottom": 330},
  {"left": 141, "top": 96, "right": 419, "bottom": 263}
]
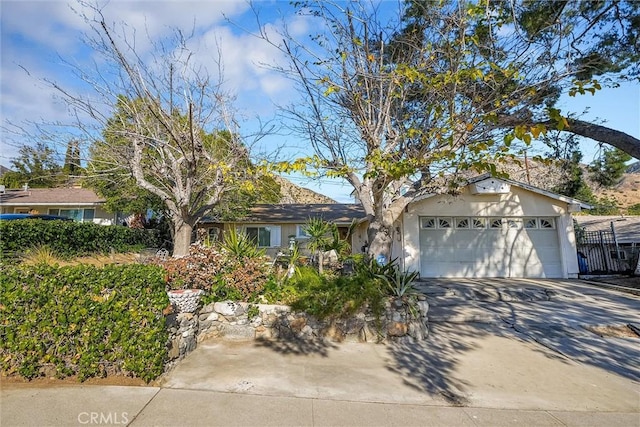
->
[
  {"left": 221, "top": 228, "right": 265, "bottom": 259},
  {"left": 384, "top": 265, "right": 420, "bottom": 298}
]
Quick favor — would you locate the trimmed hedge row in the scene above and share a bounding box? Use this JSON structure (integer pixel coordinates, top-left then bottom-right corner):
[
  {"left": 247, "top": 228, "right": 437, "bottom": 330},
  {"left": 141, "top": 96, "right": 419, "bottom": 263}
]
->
[
  {"left": 0, "top": 220, "right": 160, "bottom": 258},
  {"left": 0, "top": 264, "right": 169, "bottom": 382}
]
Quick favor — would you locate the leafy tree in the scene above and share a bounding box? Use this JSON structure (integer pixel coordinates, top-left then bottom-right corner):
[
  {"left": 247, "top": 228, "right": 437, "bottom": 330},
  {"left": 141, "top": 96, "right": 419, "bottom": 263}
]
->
[
  {"left": 588, "top": 147, "right": 632, "bottom": 187},
  {"left": 588, "top": 196, "right": 621, "bottom": 215},
  {"left": 0, "top": 142, "right": 62, "bottom": 188},
  {"left": 627, "top": 204, "right": 640, "bottom": 215}
]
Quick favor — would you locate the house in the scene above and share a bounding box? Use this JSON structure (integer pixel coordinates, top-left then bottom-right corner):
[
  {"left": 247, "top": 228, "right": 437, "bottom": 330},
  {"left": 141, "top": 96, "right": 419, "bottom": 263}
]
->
[
  {"left": 0, "top": 187, "right": 116, "bottom": 225},
  {"left": 198, "top": 204, "right": 366, "bottom": 258},
  {"left": 203, "top": 175, "right": 590, "bottom": 279},
  {"left": 573, "top": 215, "right": 640, "bottom": 274}
]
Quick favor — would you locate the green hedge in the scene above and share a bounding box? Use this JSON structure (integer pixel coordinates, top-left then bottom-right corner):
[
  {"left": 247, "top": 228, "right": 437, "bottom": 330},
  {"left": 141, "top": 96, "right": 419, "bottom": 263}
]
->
[
  {"left": 0, "top": 220, "right": 159, "bottom": 258},
  {"left": 0, "top": 264, "right": 169, "bottom": 382}
]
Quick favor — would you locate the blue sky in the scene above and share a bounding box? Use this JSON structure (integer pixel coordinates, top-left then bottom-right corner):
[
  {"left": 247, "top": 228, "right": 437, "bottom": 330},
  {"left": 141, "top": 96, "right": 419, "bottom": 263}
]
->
[{"left": 1, "top": 1, "right": 638, "bottom": 203}]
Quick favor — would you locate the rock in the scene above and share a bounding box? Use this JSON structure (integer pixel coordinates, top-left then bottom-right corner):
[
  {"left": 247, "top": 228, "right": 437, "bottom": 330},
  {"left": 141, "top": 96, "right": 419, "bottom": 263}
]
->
[
  {"left": 263, "top": 313, "right": 278, "bottom": 327},
  {"left": 168, "top": 337, "right": 181, "bottom": 359},
  {"left": 290, "top": 317, "right": 307, "bottom": 332},
  {"left": 214, "top": 301, "right": 245, "bottom": 316},
  {"left": 417, "top": 300, "right": 430, "bottom": 317},
  {"left": 206, "top": 312, "right": 219, "bottom": 321},
  {"left": 223, "top": 324, "right": 255, "bottom": 340},
  {"left": 301, "top": 325, "right": 314, "bottom": 336},
  {"left": 200, "top": 302, "right": 215, "bottom": 314},
  {"left": 324, "top": 324, "right": 345, "bottom": 342},
  {"left": 255, "top": 326, "right": 272, "bottom": 340},
  {"left": 387, "top": 321, "right": 408, "bottom": 337}
]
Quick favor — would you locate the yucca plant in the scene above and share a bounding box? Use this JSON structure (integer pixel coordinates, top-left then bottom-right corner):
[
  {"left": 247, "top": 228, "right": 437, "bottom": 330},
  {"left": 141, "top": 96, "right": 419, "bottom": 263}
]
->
[
  {"left": 221, "top": 228, "right": 265, "bottom": 259},
  {"left": 303, "top": 217, "right": 332, "bottom": 274}
]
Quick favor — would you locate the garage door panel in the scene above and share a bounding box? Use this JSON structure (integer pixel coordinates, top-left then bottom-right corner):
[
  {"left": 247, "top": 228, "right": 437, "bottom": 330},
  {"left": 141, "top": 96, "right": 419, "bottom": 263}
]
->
[{"left": 420, "top": 217, "right": 563, "bottom": 278}]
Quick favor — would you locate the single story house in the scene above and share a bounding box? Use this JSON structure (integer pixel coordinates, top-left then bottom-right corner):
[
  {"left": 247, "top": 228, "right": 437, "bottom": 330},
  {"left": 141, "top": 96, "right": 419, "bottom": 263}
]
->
[
  {"left": 204, "top": 175, "right": 590, "bottom": 279},
  {"left": 0, "top": 187, "right": 116, "bottom": 225},
  {"left": 573, "top": 215, "right": 640, "bottom": 274},
  {"left": 199, "top": 204, "right": 366, "bottom": 259}
]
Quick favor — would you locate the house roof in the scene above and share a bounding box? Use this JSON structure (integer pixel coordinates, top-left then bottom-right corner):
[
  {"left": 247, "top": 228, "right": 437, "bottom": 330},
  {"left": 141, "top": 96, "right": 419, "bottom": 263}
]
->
[
  {"left": 0, "top": 188, "right": 105, "bottom": 206},
  {"left": 207, "top": 204, "right": 366, "bottom": 225},
  {"left": 470, "top": 174, "right": 593, "bottom": 209},
  {"left": 573, "top": 215, "right": 640, "bottom": 244},
  {"left": 413, "top": 174, "right": 592, "bottom": 209}
]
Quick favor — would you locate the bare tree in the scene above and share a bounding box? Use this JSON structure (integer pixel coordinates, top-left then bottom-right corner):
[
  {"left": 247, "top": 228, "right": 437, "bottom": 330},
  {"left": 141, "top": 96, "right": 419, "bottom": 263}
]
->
[
  {"left": 41, "top": 5, "right": 270, "bottom": 256},
  {"left": 256, "top": 1, "right": 521, "bottom": 259}
]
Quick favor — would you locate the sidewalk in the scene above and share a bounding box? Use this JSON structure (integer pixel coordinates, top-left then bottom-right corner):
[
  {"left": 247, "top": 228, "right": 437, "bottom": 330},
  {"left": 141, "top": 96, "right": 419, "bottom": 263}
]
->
[{"left": 2, "top": 385, "right": 639, "bottom": 426}]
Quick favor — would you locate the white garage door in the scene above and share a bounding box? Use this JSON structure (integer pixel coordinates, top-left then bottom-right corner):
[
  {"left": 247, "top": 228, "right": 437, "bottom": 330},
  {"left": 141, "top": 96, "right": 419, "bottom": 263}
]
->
[{"left": 419, "top": 216, "right": 563, "bottom": 278}]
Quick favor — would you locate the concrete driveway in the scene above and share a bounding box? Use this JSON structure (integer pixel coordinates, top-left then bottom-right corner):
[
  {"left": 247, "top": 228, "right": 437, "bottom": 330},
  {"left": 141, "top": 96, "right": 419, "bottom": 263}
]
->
[{"left": 160, "top": 279, "right": 640, "bottom": 413}]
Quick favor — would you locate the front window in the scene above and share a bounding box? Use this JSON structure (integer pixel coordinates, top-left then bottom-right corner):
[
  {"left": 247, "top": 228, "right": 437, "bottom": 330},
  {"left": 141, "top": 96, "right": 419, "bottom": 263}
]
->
[
  {"left": 296, "top": 225, "right": 310, "bottom": 239},
  {"left": 49, "top": 208, "right": 95, "bottom": 222},
  {"left": 245, "top": 226, "right": 281, "bottom": 247}
]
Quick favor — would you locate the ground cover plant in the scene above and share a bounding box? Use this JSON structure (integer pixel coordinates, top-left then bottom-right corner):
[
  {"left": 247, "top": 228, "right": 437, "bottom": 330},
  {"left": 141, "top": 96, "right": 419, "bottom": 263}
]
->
[{"left": 0, "top": 263, "right": 168, "bottom": 382}]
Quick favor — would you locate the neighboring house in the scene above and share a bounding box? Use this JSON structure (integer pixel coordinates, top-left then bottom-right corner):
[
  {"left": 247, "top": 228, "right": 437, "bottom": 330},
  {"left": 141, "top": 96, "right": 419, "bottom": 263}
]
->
[
  {"left": 199, "top": 204, "right": 366, "bottom": 258},
  {"left": 202, "top": 175, "right": 590, "bottom": 279},
  {"left": 0, "top": 187, "right": 116, "bottom": 225},
  {"left": 573, "top": 215, "right": 640, "bottom": 274}
]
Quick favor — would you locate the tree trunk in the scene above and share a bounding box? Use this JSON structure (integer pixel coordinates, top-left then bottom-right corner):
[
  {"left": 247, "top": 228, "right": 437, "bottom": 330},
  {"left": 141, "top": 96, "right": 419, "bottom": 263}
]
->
[
  {"left": 367, "top": 220, "right": 394, "bottom": 264},
  {"left": 172, "top": 219, "right": 194, "bottom": 257}
]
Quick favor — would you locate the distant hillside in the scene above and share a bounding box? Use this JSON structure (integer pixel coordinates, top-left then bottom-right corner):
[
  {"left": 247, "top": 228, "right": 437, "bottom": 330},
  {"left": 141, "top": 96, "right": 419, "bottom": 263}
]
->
[
  {"left": 275, "top": 176, "right": 337, "bottom": 204},
  {"left": 491, "top": 158, "right": 640, "bottom": 210}
]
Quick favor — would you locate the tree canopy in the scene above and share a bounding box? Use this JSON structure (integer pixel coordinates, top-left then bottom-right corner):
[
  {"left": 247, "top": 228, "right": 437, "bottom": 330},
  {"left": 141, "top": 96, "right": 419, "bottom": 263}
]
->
[{"left": 257, "top": 0, "right": 639, "bottom": 258}]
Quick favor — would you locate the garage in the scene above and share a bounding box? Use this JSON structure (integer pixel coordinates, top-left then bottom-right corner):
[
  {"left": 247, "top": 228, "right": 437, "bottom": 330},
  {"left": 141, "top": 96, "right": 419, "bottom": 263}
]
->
[
  {"left": 397, "top": 175, "right": 590, "bottom": 279},
  {"left": 418, "top": 216, "right": 563, "bottom": 278}
]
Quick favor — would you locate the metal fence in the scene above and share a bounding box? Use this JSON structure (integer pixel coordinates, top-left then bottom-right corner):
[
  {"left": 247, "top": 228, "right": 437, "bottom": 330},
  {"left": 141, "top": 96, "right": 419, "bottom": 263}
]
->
[{"left": 576, "top": 224, "right": 639, "bottom": 275}]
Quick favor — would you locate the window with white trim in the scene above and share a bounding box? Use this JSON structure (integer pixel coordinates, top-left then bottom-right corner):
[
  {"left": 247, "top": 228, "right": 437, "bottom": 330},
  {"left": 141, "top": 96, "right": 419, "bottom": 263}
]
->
[
  {"left": 490, "top": 218, "right": 502, "bottom": 229},
  {"left": 472, "top": 217, "right": 486, "bottom": 229},
  {"left": 438, "top": 217, "right": 452, "bottom": 228},
  {"left": 455, "top": 218, "right": 469, "bottom": 229},
  {"left": 539, "top": 218, "right": 555, "bottom": 229},
  {"left": 524, "top": 218, "right": 538, "bottom": 228},
  {"left": 296, "top": 225, "right": 310, "bottom": 239},
  {"left": 507, "top": 218, "right": 522, "bottom": 229},
  {"left": 421, "top": 217, "right": 436, "bottom": 229}
]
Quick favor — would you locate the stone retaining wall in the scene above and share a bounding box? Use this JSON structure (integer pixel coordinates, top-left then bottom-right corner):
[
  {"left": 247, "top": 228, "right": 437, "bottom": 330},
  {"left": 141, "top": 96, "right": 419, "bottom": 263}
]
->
[{"left": 166, "top": 296, "right": 429, "bottom": 367}]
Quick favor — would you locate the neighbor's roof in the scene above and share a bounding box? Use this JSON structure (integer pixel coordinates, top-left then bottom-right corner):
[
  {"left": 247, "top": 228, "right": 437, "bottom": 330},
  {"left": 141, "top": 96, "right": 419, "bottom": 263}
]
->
[
  {"left": 574, "top": 215, "right": 640, "bottom": 244},
  {"left": 0, "top": 188, "right": 105, "bottom": 206},
  {"left": 209, "top": 204, "right": 366, "bottom": 224}
]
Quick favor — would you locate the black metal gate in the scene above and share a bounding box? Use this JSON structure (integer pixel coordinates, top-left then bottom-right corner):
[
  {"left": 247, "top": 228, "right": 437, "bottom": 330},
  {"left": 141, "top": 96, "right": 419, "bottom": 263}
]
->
[{"left": 576, "top": 224, "right": 637, "bottom": 274}]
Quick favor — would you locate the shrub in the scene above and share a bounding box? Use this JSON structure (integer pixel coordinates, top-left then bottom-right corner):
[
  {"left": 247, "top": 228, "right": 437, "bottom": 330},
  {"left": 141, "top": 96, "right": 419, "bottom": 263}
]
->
[
  {"left": 286, "top": 264, "right": 387, "bottom": 320},
  {"left": 0, "top": 220, "right": 159, "bottom": 259},
  {"left": 0, "top": 263, "right": 168, "bottom": 382},
  {"left": 154, "top": 244, "right": 225, "bottom": 291},
  {"left": 220, "top": 257, "right": 271, "bottom": 301}
]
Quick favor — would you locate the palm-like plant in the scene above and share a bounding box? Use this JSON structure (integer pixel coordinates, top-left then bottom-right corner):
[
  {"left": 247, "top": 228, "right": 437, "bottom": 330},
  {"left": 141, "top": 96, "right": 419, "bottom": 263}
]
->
[{"left": 303, "top": 217, "right": 332, "bottom": 274}]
